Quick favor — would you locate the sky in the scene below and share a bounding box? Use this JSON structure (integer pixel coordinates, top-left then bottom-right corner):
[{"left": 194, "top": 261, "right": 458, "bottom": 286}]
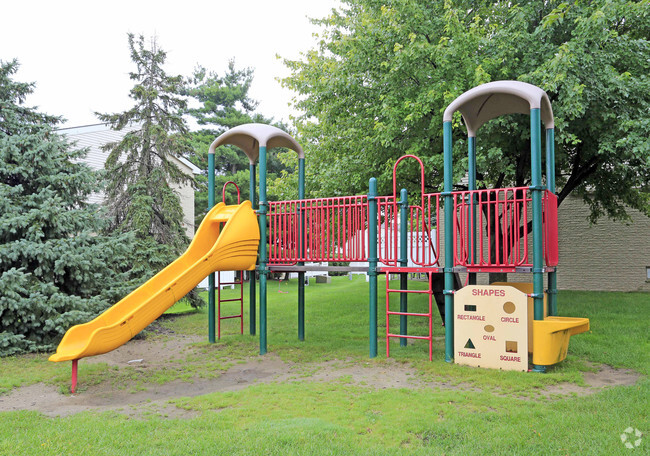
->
[{"left": 1, "top": 0, "right": 338, "bottom": 128}]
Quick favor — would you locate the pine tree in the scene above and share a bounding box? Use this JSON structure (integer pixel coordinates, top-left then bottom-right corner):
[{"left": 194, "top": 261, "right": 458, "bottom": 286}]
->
[
  {"left": 97, "top": 34, "right": 191, "bottom": 250},
  {"left": 184, "top": 60, "right": 292, "bottom": 224},
  {"left": 96, "top": 34, "right": 202, "bottom": 307},
  {"left": 0, "top": 60, "right": 137, "bottom": 355}
]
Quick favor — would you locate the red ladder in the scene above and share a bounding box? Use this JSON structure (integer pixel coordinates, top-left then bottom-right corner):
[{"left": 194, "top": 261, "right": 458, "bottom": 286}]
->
[
  {"left": 217, "top": 180, "right": 244, "bottom": 339},
  {"left": 217, "top": 271, "right": 244, "bottom": 339},
  {"left": 384, "top": 269, "right": 434, "bottom": 361}
]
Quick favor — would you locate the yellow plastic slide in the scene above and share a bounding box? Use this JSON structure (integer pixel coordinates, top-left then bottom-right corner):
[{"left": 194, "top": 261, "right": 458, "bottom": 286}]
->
[{"left": 49, "top": 201, "right": 259, "bottom": 363}]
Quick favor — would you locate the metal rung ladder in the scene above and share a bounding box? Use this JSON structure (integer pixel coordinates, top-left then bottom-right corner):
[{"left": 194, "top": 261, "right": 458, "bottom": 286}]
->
[
  {"left": 217, "top": 271, "right": 244, "bottom": 339},
  {"left": 384, "top": 270, "right": 434, "bottom": 361}
]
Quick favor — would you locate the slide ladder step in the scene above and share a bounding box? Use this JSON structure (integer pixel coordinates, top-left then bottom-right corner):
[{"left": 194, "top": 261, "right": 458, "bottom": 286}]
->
[
  {"left": 217, "top": 271, "right": 244, "bottom": 339},
  {"left": 384, "top": 270, "right": 435, "bottom": 361}
]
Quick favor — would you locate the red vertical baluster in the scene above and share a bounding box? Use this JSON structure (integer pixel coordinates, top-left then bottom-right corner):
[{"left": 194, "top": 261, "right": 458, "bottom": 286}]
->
[{"left": 478, "top": 191, "right": 480, "bottom": 265}]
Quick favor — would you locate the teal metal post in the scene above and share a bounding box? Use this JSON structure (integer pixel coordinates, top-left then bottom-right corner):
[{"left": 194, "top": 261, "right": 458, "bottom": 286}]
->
[
  {"left": 208, "top": 153, "right": 216, "bottom": 343},
  {"left": 249, "top": 163, "right": 257, "bottom": 335},
  {"left": 368, "top": 178, "right": 378, "bottom": 358},
  {"left": 467, "top": 136, "right": 477, "bottom": 286},
  {"left": 530, "top": 109, "right": 545, "bottom": 373},
  {"left": 259, "top": 146, "right": 268, "bottom": 355},
  {"left": 298, "top": 158, "right": 306, "bottom": 341},
  {"left": 399, "top": 188, "right": 408, "bottom": 347},
  {"left": 443, "top": 121, "right": 455, "bottom": 363},
  {"left": 546, "top": 128, "right": 558, "bottom": 317}
]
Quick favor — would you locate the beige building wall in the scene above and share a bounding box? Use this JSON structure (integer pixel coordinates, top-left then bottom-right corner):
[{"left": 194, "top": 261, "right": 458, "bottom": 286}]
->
[
  {"left": 62, "top": 124, "right": 199, "bottom": 239},
  {"left": 436, "top": 194, "right": 650, "bottom": 292},
  {"left": 553, "top": 195, "right": 650, "bottom": 292}
]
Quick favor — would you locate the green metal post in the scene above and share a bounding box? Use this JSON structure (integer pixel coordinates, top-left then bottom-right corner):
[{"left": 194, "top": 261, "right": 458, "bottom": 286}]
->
[
  {"left": 208, "top": 152, "right": 216, "bottom": 343},
  {"left": 467, "top": 136, "right": 477, "bottom": 286},
  {"left": 259, "top": 146, "right": 268, "bottom": 355},
  {"left": 298, "top": 158, "right": 306, "bottom": 341},
  {"left": 249, "top": 163, "right": 257, "bottom": 335},
  {"left": 368, "top": 178, "right": 378, "bottom": 358},
  {"left": 399, "top": 188, "right": 408, "bottom": 347},
  {"left": 443, "top": 121, "right": 455, "bottom": 363},
  {"left": 546, "top": 128, "right": 558, "bottom": 317},
  {"left": 531, "top": 109, "right": 545, "bottom": 373}
]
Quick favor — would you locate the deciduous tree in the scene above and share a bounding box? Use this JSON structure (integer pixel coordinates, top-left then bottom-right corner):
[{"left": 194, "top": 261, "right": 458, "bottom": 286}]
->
[{"left": 283, "top": 0, "right": 650, "bottom": 221}]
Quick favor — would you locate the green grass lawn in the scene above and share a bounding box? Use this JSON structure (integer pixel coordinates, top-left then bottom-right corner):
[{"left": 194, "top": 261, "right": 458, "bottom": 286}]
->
[{"left": 1, "top": 276, "right": 648, "bottom": 455}]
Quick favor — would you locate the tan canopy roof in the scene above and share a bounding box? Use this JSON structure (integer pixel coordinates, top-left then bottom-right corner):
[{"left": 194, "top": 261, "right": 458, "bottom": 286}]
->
[
  {"left": 443, "top": 81, "right": 554, "bottom": 137},
  {"left": 209, "top": 123, "right": 304, "bottom": 164}
]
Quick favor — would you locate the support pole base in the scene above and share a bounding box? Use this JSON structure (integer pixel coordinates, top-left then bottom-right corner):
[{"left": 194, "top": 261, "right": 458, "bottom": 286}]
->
[{"left": 71, "top": 359, "right": 78, "bottom": 394}]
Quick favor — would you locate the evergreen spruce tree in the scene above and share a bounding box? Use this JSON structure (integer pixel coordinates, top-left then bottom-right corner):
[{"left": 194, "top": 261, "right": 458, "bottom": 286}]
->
[
  {"left": 184, "top": 60, "right": 292, "bottom": 224},
  {"left": 96, "top": 34, "right": 202, "bottom": 307},
  {"left": 0, "top": 60, "right": 137, "bottom": 355}
]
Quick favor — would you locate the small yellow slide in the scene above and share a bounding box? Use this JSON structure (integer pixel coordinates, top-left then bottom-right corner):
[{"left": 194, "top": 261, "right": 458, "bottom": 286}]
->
[{"left": 49, "top": 201, "right": 259, "bottom": 363}]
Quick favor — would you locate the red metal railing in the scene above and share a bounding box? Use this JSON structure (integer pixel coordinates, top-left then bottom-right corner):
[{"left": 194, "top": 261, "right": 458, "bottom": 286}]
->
[
  {"left": 268, "top": 194, "right": 441, "bottom": 267},
  {"left": 452, "top": 187, "right": 558, "bottom": 270},
  {"left": 268, "top": 199, "right": 302, "bottom": 265},
  {"left": 543, "top": 192, "right": 559, "bottom": 267},
  {"left": 377, "top": 196, "right": 398, "bottom": 266},
  {"left": 267, "top": 188, "right": 556, "bottom": 270},
  {"left": 377, "top": 195, "right": 440, "bottom": 267},
  {"left": 268, "top": 195, "right": 369, "bottom": 264},
  {"left": 411, "top": 194, "right": 441, "bottom": 267},
  {"left": 268, "top": 193, "right": 442, "bottom": 267},
  {"left": 379, "top": 155, "right": 441, "bottom": 268}
]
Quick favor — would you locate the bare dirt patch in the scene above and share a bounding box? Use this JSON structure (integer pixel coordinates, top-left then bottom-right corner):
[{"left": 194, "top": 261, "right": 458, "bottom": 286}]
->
[
  {"left": 0, "top": 356, "right": 290, "bottom": 418},
  {"left": 85, "top": 333, "right": 202, "bottom": 369},
  {"left": 543, "top": 363, "right": 641, "bottom": 398},
  {"left": 0, "top": 336, "right": 642, "bottom": 417}
]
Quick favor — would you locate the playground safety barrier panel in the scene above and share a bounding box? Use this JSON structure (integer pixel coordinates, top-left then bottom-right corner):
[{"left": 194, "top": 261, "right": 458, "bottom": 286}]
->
[
  {"left": 268, "top": 187, "right": 558, "bottom": 272},
  {"left": 268, "top": 195, "right": 369, "bottom": 264},
  {"left": 267, "top": 187, "right": 557, "bottom": 271},
  {"left": 452, "top": 187, "right": 559, "bottom": 271},
  {"left": 268, "top": 194, "right": 441, "bottom": 267}
]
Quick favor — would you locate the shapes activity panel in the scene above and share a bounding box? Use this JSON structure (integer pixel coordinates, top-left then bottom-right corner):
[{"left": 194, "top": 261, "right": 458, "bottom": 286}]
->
[{"left": 454, "top": 285, "right": 528, "bottom": 372}]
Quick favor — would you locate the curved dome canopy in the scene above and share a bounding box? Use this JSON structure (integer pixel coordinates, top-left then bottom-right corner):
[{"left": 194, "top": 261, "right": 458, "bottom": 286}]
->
[
  {"left": 209, "top": 123, "right": 304, "bottom": 164},
  {"left": 443, "top": 81, "right": 554, "bottom": 137}
]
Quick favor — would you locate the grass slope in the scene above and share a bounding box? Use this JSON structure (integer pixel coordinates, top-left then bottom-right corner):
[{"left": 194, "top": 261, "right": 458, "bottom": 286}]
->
[{"left": 0, "top": 276, "right": 648, "bottom": 455}]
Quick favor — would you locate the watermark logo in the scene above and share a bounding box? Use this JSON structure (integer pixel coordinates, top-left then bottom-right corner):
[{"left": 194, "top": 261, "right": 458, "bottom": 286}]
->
[{"left": 620, "top": 427, "right": 643, "bottom": 450}]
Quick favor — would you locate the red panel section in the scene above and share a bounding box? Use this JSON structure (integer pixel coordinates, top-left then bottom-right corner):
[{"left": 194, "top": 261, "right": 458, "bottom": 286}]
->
[
  {"left": 266, "top": 186, "right": 556, "bottom": 269},
  {"left": 268, "top": 195, "right": 369, "bottom": 264},
  {"left": 453, "top": 187, "right": 532, "bottom": 269},
  {"left": 543, "top": 191, "right": 559, "bottom": 267}
]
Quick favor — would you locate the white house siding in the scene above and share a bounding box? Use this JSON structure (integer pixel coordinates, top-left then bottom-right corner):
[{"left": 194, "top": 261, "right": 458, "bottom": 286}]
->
[
  {"left": 170, "top": 178, "right": 195, "bottom": 238},
  {"left": 60, "top": 123, "right": 200, "bottom": 238}
]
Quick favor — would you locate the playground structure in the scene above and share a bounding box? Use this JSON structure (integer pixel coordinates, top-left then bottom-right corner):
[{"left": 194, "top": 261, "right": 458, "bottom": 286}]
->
[
  {"left": 51, "top": 80, "right": 590, "bottom": 391},
  {"left": 206, "top": 80, "right": 588, "bottom": 373}
]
